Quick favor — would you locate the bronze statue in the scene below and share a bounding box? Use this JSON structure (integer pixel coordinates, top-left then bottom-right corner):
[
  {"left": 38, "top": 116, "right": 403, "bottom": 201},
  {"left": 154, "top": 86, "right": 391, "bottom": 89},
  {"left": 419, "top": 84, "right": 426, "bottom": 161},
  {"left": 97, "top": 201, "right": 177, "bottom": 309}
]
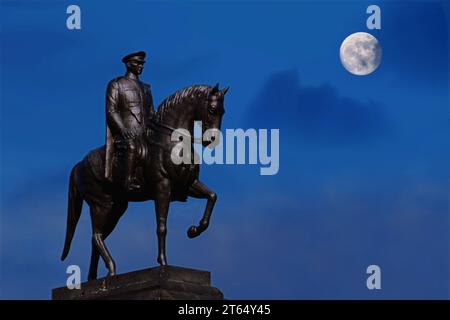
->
[{"left": 60, "top": 51, "right": 229, "bottom": 280}]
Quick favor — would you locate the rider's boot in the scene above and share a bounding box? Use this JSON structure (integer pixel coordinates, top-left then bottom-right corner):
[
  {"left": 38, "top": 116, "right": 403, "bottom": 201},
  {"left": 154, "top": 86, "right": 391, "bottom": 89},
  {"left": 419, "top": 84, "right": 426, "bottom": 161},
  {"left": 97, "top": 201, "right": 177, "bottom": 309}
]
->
[{"left": 124, "top": 149, "right": 140, "bottom": 192}]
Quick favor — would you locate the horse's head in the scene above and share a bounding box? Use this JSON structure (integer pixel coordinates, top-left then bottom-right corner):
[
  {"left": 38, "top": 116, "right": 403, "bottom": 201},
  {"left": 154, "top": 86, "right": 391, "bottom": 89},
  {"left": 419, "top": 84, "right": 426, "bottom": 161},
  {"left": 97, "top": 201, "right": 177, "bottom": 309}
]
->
[
  {"left": 155, "top": 83, "right": 229, "bottom": 147},
  {"left": 197, "top": 83, "right": 229, "bottom": 147}
]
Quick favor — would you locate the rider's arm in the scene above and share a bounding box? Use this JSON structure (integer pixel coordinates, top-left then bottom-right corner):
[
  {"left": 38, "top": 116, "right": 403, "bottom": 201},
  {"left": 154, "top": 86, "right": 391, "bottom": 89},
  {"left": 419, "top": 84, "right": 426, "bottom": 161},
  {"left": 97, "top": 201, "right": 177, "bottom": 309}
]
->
[
  {"left": 147, "top": 85, "right": 155, "bottom": 117},
  {"left": 106, "top": 80, "right": 125, "bottom": 134}
]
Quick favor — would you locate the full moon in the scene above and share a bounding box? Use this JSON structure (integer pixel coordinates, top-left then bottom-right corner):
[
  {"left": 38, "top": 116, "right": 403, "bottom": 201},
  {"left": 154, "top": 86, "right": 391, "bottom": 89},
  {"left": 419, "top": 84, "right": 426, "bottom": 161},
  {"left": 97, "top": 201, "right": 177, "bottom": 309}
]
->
[{"left": 339, "top": 32, "right": 382, "bottom": 76}]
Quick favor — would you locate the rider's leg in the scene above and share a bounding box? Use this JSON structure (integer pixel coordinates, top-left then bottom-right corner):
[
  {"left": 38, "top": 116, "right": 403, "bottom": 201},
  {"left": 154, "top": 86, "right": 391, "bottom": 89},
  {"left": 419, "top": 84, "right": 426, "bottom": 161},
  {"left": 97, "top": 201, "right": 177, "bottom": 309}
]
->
[{"left": 124, "top": 139, "right": 139, "bottom": 191}]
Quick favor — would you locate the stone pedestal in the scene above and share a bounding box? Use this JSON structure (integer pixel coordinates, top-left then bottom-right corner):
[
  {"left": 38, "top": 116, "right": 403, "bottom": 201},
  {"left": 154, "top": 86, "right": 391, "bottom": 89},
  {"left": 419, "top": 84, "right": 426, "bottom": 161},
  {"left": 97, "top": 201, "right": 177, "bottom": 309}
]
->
[{"left": 52, "top": 265, "right": 224, "bottom": 300}]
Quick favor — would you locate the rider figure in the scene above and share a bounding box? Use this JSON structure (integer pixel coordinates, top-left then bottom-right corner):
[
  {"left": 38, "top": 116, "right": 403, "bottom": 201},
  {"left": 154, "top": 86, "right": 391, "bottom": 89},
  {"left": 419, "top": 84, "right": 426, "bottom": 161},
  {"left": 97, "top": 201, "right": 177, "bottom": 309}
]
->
[{"left": 104, "top": 51, "right": 154, "bottom": 191}]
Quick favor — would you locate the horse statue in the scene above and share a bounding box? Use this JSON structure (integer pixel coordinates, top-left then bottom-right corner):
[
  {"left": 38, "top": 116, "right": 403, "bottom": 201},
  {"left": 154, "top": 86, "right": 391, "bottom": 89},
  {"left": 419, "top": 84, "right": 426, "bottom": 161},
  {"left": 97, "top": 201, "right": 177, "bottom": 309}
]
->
[{"left": 60, "top": 83, "right": 228, "bottom": 280}]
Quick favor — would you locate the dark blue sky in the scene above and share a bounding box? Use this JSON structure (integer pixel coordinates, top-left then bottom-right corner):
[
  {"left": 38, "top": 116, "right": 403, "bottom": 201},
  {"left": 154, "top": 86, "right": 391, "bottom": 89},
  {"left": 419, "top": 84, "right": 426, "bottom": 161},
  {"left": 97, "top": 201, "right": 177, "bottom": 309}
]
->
[{"left": 1, "top": 0, "right": 449, "bottom": 299}]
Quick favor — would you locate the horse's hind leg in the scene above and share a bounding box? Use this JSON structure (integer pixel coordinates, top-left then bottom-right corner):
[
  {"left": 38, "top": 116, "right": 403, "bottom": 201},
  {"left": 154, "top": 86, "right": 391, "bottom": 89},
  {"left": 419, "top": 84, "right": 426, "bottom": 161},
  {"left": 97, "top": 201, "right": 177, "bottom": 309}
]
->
[
  {"left": 92, "top": 232, "right": 115, "bottom": 277},
  {"left": 187, "top": 179, "right": 217, "bottom": 238},
  {"left": 89, "top": 202, "right": 127, "bottom": 278},
  {"left": 88, "top": 243, "right": 100, "bottom": 281}
]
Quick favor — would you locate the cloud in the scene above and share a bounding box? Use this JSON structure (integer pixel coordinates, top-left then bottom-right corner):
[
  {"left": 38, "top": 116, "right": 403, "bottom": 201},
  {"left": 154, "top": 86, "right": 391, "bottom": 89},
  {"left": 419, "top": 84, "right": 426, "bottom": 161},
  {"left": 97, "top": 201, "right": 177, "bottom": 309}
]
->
[{"left": 246, "top": 70, "right": 390, "bottom": 145}]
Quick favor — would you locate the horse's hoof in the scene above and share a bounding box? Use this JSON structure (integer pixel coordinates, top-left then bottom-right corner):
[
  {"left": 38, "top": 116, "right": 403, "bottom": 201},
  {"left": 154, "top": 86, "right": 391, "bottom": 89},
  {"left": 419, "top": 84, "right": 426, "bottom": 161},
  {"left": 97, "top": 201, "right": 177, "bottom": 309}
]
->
[
  {"left": 87, "top": 275, "right": 97, "bottom": 281},
  {"left": 107, "top": 270, "right": 116, "bottom": 277},
  {"left": 157, "top": 256, "right": 167, "bottom": 266},
  {"left": 187, "top": 225, "right": 199, "bottom": 238}
]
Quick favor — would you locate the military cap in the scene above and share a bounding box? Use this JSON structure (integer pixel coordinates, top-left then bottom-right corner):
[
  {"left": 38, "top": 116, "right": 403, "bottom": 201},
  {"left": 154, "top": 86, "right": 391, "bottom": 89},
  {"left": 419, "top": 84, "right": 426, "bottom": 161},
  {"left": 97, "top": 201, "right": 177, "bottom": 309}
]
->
[{"left": 121, "top": 51, "right": 146, "bottom": 63}]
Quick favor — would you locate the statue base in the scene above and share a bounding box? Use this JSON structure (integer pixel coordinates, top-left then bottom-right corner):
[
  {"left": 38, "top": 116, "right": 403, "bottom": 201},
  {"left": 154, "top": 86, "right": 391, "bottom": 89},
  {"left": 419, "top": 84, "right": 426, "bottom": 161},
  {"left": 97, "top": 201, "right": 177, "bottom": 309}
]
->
[{"left": 52, "top": 265, "right": 224, "bottom": 300}]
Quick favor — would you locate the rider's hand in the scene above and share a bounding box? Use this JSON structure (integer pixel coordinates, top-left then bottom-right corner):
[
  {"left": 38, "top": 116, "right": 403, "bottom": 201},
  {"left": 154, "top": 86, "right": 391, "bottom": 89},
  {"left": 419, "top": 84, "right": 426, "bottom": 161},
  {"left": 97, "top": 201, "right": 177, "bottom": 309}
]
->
[{"left": 121, "top": 128, "right": 135, "bottom": 140}]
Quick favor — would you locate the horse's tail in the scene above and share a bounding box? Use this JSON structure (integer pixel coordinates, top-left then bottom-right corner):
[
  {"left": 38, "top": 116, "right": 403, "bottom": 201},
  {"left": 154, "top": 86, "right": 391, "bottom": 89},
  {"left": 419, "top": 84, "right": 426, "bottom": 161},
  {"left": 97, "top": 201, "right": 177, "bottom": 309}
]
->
[{"left": 61, "top": 163, "right": 83, "bottom": 261}]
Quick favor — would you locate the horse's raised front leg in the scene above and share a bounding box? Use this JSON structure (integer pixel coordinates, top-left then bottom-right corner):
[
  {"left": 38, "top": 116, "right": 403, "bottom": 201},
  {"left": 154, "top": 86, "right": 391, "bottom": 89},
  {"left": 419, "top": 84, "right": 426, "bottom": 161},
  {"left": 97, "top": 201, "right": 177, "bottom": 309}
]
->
[
  {"left": 187, "top": 179, "right": 217, "bottom": 238},
  {"left": 154, "top": 179, "right": 171, "bottom": 266}
]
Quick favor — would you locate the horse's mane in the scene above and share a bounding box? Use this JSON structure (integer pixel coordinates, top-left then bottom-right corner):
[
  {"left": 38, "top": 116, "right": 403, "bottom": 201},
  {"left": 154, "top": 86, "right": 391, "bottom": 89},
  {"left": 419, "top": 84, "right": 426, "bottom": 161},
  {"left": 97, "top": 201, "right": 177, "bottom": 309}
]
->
[{"left": 155, "top": 85, "right": 211, "bottom": 122}]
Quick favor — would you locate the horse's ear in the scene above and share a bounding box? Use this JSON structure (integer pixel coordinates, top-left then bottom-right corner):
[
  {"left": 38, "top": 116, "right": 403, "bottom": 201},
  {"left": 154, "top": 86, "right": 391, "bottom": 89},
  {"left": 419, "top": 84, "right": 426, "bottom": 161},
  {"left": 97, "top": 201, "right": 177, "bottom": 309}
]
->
[
  {"left": 221, "top": 86, "right": 229, "bottom": 95},
  {"left": 211, "top": 83, "right": 219, "bottom": 94}
]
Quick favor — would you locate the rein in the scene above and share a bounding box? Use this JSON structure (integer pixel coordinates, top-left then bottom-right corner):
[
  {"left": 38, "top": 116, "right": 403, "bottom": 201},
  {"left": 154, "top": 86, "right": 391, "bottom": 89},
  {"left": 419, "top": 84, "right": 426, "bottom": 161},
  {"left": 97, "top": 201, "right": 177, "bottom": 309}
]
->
[
  {"left": 147, "top": 117, "right": 179, "bottom": 136},
  {"left": 146, "top": 117, "right": 201, "bottom": 151}
]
